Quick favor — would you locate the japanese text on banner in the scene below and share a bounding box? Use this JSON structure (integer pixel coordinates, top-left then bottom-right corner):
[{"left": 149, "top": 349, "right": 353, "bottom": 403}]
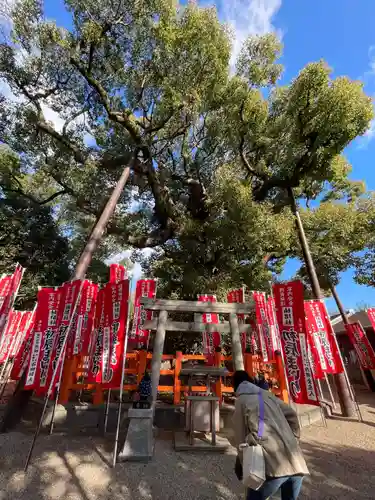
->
[
  {"left": 304, "top": 300, "right": 344, "bottom": 376},
  {"left": 129, "top": 279, "right": 157, "bottom": 348},
  {"left": 198, "top": 294, "right": 221, "bottom": 365},
  {"left": 0, "top": 310, "right": 23, "bottom": 363},
  {"left": 253, "top": 292, "right": 273, "bottom": 362},
  {"left": 11, "top": 311, "right": 35, "bottom": 380},
  {"left": 109, "top": 264, "right": 127, "bottom": 284},
  {"left": 273, "top": 281, "right": 319, "bottom": 406},
  {"left": 87, "top": 288, "right": 105, "bottom": 384},
  {"left": 345, "top": 322, "right": 375, "bottom": 370},
  {"left": 24, "top": 288, "right": 61, "bottom": 390},
  {"left": 46, "top": 280, "right": 82, "bottom": 393},
  {"left": 102, "top": 280, "right": 130, "bottom": 389}
]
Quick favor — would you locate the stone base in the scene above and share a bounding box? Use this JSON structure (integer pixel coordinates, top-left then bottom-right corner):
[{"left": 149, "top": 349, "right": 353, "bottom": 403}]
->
[
  {"left": 118, "top": 408, "right": 154, "bottom": 462},
  {"left": 174, "top": 431, "right": 231, "bottom": 452}
]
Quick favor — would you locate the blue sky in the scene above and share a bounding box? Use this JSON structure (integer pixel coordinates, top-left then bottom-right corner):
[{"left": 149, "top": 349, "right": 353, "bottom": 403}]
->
[{"left": 19, "top": 1, "right": 375, "bottom": 309}]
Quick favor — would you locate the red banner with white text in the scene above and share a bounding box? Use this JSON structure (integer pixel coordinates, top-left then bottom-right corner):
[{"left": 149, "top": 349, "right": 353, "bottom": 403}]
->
[
  {"left": 11, "top": 311, "right": 32, "bottom": 357},
  {"left": 46, "top": 280, "right": 83, "bottom": 392},
  {"left": 345, "top": 322, "right": 375, "bottom": 370},
  {"left": 0, "top": 310, "right": 23, "bottom": 363},
  {"left": 87, "top": 288, "right": 105, "bottom": 383},
  {"left": 129, "top": 279, "right": 157, "bottom": 348},
  {"left": 65, "top": 281, "right": 98, "bottom": 359},
  {"left": 266, "top": 297, "right": 281, "bottom": 354},
  {"left": 24, "top": 288, "right": 61, "bottom": 390},
  {"left": 198, "top": 294, "right": 221, "bottom": 365},
  {"left": 304, "top": 300, "right": 344, "bottom": 377},
  {"left": 109, "top": 264, "right": 127, "bottom": 284},
  {"left": 11, "top": 311, "right": 35, "bottom": 380},
  {"left": 304, "top": 311, "right": 324, "bottom": 380},
  {"left": 253, "top": 292, "right": 274, "bottom": 362},
  {"left": 228, "top": 288, "right": 247, "bottom": 352},
  {"left": 273, "top": 281, "right": 319, "bottom": 406},
  {"left": 102, "top": 280, "right": 130, "bottom": 388},
  {"left": 0, "top": 264, "right": 24, "bottom": 337}
]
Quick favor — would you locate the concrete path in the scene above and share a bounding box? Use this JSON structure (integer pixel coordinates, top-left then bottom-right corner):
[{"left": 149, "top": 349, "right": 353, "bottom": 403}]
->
[{"left": 0, "top": 388, "right": 374, "bottom": 499}]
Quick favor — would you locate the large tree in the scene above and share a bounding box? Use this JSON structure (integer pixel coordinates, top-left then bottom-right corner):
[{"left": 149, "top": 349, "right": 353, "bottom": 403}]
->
[
  {"left": 0, "top": 1, "right": 373, "bottom": 297},
  {"left": 0, "top": 145, "right": 71, "bottom": 306}
]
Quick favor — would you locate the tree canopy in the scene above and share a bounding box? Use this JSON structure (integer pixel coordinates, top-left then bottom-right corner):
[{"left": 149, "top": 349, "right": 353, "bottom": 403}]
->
[
  {"left": 0, "top": 145, "right": 71, "bottom": 306},
  {"left": 0, "top": 0, "right": 374, "bottom": 299}
]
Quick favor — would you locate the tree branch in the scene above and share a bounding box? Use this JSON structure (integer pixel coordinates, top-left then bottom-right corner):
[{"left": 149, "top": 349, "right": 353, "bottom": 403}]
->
[{"left": 70, "top": 56, "right": 142, "bottom": 143}]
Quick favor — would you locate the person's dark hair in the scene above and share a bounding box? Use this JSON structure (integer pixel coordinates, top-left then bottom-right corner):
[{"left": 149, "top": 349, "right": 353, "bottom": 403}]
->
[
  {"left": 142, "top": 372, "right": 151, "bottom": 381},
  {"left": 233, "top": 370, "right": 252, "bottom": 391}
]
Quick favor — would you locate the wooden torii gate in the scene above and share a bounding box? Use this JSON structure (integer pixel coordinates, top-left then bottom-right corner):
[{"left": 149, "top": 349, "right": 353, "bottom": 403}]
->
[{"left": 118, "top": 297, "right": 255, "bottom": 462}]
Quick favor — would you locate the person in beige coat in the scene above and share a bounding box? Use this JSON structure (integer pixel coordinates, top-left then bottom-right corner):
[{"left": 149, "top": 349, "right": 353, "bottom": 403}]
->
[{"left": 233, "top": 371, "right": 309, "bottom": 500}]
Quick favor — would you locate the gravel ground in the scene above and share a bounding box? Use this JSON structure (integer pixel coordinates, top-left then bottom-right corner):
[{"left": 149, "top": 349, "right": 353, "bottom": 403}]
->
[{"left": 0, "top": 388, "right": 374, "bottom": 500}]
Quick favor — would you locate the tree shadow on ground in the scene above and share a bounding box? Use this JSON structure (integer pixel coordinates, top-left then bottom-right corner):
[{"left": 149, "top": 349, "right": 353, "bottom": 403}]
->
[
  {"left": 0, "top": 425, "right": 374, "bottom": 500},
  {"left": 0, "top": 430, "right": 243, "bottom": 500},
  {"left": 300, "top": 440, "right": 374, "bottom": 499}
]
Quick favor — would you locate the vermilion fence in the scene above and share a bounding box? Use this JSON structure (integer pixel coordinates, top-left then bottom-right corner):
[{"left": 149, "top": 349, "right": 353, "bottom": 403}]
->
[{"left": 59, "top": 350, "right": 288, "bottom": 405}]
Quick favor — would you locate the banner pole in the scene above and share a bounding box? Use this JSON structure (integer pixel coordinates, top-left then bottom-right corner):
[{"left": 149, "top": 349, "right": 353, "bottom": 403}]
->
[
  {"left": 49, "top": 281, "right": 85, "bottom": 435},
  {"left": 331, "top": 330, "right": 363, "bottom": 423},
  {"left": 323, "top": 373, "right": 336, "bottom": 410},
  {"left": 103, "top": 389, "right": 111, "bottom": 435},
  {"left": 322, "top": 299, "right": 363, "bottom": 423},
  {"left": 24, "top": 281, "right": 83, "bottom": 471},
  {"left": 112, "top": 279, "right": 132, "bottom": 468}
]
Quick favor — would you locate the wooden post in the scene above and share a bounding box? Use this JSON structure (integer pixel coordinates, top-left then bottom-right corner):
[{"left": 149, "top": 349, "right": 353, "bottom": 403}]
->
[
  {"left": 244, "top": 353, "right": 255, "bottom": 378},
  {"left": 93, "top": 386, "right": 103, "bottom": 405},
  {"left": 137, "top": 349, "right": 148, "bottom": 384},
  {"left": 275, "top": 351, "right": 289, "bottom": 404},
  {"left": 214, "top": 351, "right": 223, "bottom": 401},
  {"left": 58, "top": 357, "right": 75, "bottom": 404},
  {"left": 229, "top": 313, "right": 244, "bottom": 371},
  {"left": 151, "top": 310, "right": 168, "bottom": 409},
  {"left": 174, "top": 351, "right": 183, "bottom": 405}
]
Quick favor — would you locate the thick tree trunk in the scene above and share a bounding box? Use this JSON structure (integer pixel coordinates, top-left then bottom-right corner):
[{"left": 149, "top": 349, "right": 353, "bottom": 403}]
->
[{"left": 288, "top": 187, "right": 355, "bottom": 418}]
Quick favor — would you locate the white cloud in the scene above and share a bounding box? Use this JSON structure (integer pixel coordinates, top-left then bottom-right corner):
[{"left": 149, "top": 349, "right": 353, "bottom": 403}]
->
[{"left": 216, "top": 0, "right": 282, "bottom": 66}]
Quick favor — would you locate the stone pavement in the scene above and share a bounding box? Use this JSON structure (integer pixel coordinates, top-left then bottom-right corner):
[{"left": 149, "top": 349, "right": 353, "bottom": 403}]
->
[{"left": 0, "top": 388, "right": 374, "bottom": 499}]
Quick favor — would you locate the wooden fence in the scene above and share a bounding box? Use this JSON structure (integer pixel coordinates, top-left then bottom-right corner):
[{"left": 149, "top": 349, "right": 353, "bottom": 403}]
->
[{"left": 59, "top": 350, "right": 288, "bottom": 405}]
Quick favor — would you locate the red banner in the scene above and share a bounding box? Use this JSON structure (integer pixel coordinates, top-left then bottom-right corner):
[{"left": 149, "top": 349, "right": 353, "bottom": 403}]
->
[
  {"left": 198, "top": 294, "right": 221, "bottom": 365},
  {"left": 0, "top": 310, "right": 23, "bottom": 363},
  {"left": 109, "top": 264, "right": 127, "bottom": 284},
  {"left": 129, "top": 279, "right": 157, "bottom": 347},
  {"left": 228, "top": 288, "right": 247, "bottom": 352},
  {"left": 77, "top": 282, "right": 98, "bottom": 356},
  {"left": 253, "top": 292, "right": 274, "bottom": 362},
  {"left": 266, "top": 297, "right": 281, "bottom": 354},
  {"left": 11, "top": 311, "right": 31, "bottom": 357},
  {"left": 304, "top": 313, "right": 324, "bottom": 380},
  {"left": 304, "top": 300, "right": 344, "bottom": 377},
  {"left": 102, "top": 280, "right": 130, "bottom": 388},
  {"left": 273, "top": 281, "right": 319, "bottom": 406},
  {"left": 0, "top": 264, "right": 24, "bottom": 336},
  {"left": 11, "top": 311, "right": 35, "bottom": 380},
  {"left": 65, "top": 281, "right": 98, "bottom": 359},
  {"left": 367, "top": 308, "right": 375, "bottom": 332},
  {"left": 25, "top": 288, "right": 61, "bottom": 390},
  {"left": 87, "top": 288, "right": 105, "bottom": 383},
  {"left": 46, "top": 280, "right": 82, "bottom": 392},
  {"left": 345, "top": 322, "right": 375, "bottom": 370}
]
